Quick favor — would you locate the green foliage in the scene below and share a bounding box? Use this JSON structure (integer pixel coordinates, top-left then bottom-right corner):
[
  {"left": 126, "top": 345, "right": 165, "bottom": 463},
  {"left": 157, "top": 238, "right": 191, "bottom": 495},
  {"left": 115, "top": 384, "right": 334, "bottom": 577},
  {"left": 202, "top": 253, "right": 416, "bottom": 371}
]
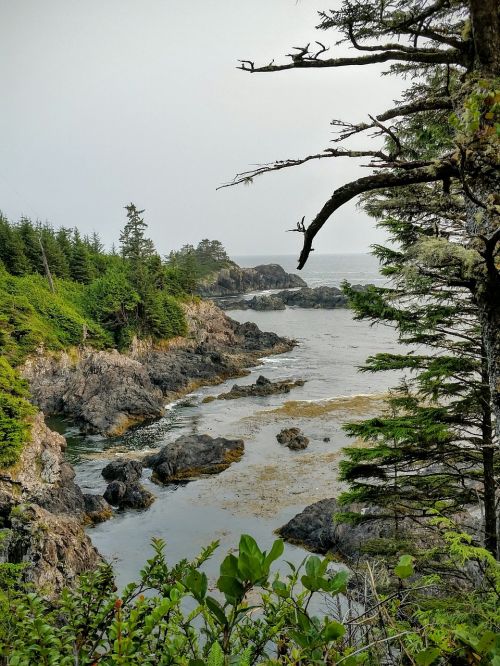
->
[
  {"left": 1, "top": 534, "right": 498, "bottom": 664},
  {"left": 167, "top": 239, "right": 235, "bottom": 292},
  {"left": 0, "top": 358, "right": 35, "bottom": 468}
]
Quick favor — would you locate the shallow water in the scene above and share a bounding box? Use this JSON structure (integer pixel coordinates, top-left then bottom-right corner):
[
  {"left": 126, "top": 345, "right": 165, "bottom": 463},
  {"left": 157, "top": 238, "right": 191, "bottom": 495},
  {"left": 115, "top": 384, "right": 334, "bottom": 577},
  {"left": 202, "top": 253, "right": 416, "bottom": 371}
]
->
[{"left": 67, "top": 302, "right": 403, "bottom": 588}]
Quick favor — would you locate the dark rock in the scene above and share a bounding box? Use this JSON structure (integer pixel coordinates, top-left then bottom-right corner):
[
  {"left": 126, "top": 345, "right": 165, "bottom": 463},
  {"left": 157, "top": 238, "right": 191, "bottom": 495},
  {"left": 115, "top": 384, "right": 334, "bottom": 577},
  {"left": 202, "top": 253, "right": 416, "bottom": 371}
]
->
[
  {"left": 276, "top": 427, "right": 309, "bottom": 450},
  {"left": 230, "top": 321, "right": 292, "bottom": 352},
  {"left": 278, "top": 498, "right": 442, "bottom": 558},
  {"left": 102, "top": 459, "right": 143, "bottom": 483},
  {"left": 197, "top": 264, "right": 306, "bottom": 297},
  {"left": 144, "top": 434, "right": 244, "bottom": 484},
  {"left": 248, "top": 295, "right": 286, "bottom": 311},
  {"left": 103, "top": 480, "right": 155, "bottom": 510},
  {"left": 323, "top": 437, "right": 331, "bottom": 442},
  {"left": 210, "top": 376, "right": 305, "bottom": 402},
  {"left": 83, "top": 494, "right": 113, "bottom": 523}
]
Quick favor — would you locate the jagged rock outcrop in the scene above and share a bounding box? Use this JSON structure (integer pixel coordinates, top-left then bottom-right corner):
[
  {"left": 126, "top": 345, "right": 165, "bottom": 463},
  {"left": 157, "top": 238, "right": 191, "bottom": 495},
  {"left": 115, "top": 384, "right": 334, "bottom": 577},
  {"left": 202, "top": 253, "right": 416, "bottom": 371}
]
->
[
  {"left": 22, "top": 301, "right": 295, "bottom": 436},
  {"left": 197, "top": 264, "right": 306, "bottom": 297},
  {"left": 276, "top": 427, "right": 309, "bottom": 450},
  {"left": 218, "top": 285, "right": 371, "bottom": 311},
  {"left": 0, "top": 413, "right": 102, "bottom": 593},
  {"left": 204, "top": 375, "right": 305, "bottom": 402},
  {"left": 144, "top": 434, "right": 244, "bottom": 484}
]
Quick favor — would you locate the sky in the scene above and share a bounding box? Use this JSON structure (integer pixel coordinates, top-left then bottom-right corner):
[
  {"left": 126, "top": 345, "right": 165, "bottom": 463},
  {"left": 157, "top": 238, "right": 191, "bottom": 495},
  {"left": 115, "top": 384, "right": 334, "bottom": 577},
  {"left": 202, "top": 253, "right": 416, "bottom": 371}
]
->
[{"left": 0, "top": 1, "right": 404, "bottom": 259}]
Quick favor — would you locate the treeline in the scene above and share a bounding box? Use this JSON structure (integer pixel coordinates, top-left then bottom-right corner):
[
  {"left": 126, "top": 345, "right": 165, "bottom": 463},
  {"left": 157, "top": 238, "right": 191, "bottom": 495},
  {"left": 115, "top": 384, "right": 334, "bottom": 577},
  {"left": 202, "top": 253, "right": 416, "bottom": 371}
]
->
[
  {"left": 0, "top": 205, "right": 235, "bottom": 465},
  {"left": 0, "top": 205, "right": 235, "bottom": 354}
]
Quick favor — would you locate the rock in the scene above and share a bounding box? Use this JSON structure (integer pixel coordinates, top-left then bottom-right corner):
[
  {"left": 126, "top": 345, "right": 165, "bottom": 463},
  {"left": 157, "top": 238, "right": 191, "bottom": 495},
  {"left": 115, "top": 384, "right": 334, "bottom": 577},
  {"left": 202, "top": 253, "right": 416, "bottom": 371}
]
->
[
  {"left": 276, "top": 427, "right": 309, "bottom": 450},
  {"left": 277, "top": 498, "right": 445, "bottom": 558},
  {"left": 145, "top": 434, "right": 244, "bottom": 483},
  {"left": 323, "top": 437, "right": 331, "bottom": 442},
  {"left": 22, "top": 301, "right": 295, "bottom": 436},
  {"left": 278, "top": 499, "right": 339, "bottom": 553},
  {"left": 83, "top": 494, "right": 113, "bottom": 523},
  {"left": 0, "top": 413, "right": 103, "bottom": 594},
  {"left": 103, "top": 480, "right": 155, "bottom": 510},
  {"left": 197, "top": 263, "right": 306, "bottom": 297},
  {"left": 0, "top": 503, "right": 101, "bottom": 595},
  {"left": 277, "top": 286, "right": 348, "bottom": 309},
  {"left": 101, "top": 459, "right": 143, "bottom": 483},
  {"left": 212, "top": 376, "right": 305, "bottom": 401},
  {"left": 247, "top": 295, "right": 286, "bottom": 311}
]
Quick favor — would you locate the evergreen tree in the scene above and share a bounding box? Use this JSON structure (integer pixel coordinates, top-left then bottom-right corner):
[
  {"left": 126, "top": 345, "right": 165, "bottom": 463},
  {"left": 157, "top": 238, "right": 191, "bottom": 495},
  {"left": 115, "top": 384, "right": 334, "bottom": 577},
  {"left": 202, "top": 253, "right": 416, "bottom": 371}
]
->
[
  {"left": 227, "top": 0, "right": 500, "bottom": 442},
  {"left": 70, "top": 229, "right": 93, "bottom": 283},
  {"left": 0, "top": 216, "right": 30, "bottom": 276},
  {"left": 338, "top": 203, "right": 498, "bottom": 556}
]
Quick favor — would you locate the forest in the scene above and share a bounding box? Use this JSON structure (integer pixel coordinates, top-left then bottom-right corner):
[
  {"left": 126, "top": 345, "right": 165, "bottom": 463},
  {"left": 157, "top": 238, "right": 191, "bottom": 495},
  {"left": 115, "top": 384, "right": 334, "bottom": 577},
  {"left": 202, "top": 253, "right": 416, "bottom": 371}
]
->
[{"left": 0, "top": 0, "right": 499, "bottom": 664}]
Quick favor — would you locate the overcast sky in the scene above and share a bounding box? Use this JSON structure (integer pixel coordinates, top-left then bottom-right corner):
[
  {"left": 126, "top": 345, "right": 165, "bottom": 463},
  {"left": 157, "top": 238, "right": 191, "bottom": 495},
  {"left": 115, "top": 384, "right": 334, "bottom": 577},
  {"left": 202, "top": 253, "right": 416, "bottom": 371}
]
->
[{"left": 0, "top": 1, "right": 403, "bottom": 259}]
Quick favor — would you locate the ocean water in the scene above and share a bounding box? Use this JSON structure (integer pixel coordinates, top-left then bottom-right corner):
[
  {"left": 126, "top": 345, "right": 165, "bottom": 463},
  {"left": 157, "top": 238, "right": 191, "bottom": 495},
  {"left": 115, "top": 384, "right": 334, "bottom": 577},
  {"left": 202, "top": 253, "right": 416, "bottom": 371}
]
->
[
  {"left": 70, "top": 254, "right": 403, "bottom": 586},
  {"left": 233, "top": 253, "right": 384, "bottom": 288}
]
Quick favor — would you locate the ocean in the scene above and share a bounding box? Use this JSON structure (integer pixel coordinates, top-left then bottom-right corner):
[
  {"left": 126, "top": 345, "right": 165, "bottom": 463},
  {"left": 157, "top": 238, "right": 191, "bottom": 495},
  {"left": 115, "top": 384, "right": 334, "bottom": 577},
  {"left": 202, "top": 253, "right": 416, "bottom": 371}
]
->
[{"left": 70, "top": 254, "right": 402, "bottom": 586}]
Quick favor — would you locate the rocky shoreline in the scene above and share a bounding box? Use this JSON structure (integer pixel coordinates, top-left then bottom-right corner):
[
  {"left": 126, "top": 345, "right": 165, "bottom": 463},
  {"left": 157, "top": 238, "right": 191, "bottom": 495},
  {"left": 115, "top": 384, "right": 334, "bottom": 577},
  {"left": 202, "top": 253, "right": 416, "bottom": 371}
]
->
[
  {"left": 21, "top": 300, "right": 295, "bottom": 436},
  {"left": 218, "top": 284, "right": 370, "bottom": 311},
  {"left": 0, "top": 300, "right": 295, "bottom": 592},
  {"left": 197, "top": 263, "right": 306, "bottom": 297}
]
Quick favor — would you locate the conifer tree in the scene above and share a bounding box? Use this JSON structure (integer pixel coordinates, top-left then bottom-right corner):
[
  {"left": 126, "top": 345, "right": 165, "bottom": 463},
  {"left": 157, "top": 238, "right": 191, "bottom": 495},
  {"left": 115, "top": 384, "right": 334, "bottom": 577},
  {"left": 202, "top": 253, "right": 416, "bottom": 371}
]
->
[{"left": 70, "top": 229, "right": 93, "bottom": 283}]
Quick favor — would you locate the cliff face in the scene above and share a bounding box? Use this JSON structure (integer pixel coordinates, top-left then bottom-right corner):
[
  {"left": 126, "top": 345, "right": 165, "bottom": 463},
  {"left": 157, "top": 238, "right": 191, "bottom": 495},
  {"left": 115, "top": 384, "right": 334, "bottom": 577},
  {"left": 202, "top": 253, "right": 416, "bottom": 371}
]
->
[
  {"left": 197, "top": 263, "right": 306, "bottom": 297},
  {"left": 0, "top": 413, "right": 101, "bottom": 594},
  {"left": 22, "top": 301, "right": 294, "bottom": 436}
]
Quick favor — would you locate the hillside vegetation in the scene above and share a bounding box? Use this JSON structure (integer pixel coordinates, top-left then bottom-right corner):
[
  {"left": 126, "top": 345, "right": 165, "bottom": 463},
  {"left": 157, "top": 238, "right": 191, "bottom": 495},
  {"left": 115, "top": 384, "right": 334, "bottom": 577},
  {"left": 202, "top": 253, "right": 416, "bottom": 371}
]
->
[{"left": 0, "top": 204, "right": 232, "bottom": 466}]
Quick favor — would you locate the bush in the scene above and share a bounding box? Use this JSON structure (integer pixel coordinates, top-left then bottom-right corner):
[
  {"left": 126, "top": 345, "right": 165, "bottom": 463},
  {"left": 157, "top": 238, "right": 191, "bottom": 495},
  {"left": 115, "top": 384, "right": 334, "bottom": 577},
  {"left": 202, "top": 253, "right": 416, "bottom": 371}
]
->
[
  {"left": 1, "top": 533, "right": 498, "bottom": 664},
  {"left": 0, "top": 358, "right": 35, "bottom": 468}
]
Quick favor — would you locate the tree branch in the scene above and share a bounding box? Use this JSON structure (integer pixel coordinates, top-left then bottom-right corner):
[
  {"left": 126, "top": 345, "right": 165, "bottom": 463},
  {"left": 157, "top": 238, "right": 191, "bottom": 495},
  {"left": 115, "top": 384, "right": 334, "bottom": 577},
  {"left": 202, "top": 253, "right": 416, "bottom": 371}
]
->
[
  {"left": 237, "top": 48, "right": 462, "bottom": 73},
  {"left": 297, "top": 162, "right": 459, "bottom": 269}
]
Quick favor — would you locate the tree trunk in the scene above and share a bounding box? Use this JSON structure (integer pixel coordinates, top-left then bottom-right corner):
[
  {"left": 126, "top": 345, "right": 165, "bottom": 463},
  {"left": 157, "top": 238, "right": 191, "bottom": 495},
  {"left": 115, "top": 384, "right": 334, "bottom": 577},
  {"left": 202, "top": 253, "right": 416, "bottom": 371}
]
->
[{"left": 481, "top": 346, "right": 498, "bottom": 558}]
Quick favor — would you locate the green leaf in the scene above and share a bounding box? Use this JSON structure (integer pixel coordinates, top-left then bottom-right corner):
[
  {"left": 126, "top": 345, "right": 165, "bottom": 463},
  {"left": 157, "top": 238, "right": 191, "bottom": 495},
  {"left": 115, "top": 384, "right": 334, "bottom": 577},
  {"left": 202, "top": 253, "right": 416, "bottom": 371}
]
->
[
  {"left": 217, "top": 575, "right": 245, "bottom": 604},
  {"left": 415, "top": 647, "right": 441, "bottom": 666},
  {"left": 184, "top": 569, "right": 207, "bottom": 602},
  {"left": 264, "top": 539, "right": 284, "bottom": 568},
  {"left": 394, "top": 554, "right": 414, "bottom": 579},
  {"left": 239, "top": 534, "right": 261, "bottom": 560},
  {"left": 322, "top": 620, "right": 345, "bottom": 642},
  {"left": 207, "top": 642, "right": 225, "bottom": 666},
  {"left": 206, "top": 596, "right": 228, "bottom": 627},
  {"left": 324, "top": 570, "right": 349, "bottom": 595},
  {"left": 220, "top": 553, "right": 239, "bottom": 578}
]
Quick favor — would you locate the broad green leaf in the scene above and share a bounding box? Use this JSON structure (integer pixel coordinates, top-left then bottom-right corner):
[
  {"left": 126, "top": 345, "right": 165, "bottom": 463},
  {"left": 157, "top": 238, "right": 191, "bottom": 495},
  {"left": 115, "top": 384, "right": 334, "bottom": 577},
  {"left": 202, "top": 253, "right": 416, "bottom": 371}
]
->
[
  {"left": 322, "top": 620, "right": 346, "bottom": 642},
  {"left": 415, "top": 647, "right": 441, "bottom": 666},
  {"left": 217, "top": 574, "right": 245, "bottom": 603},
  {"left": 264, "top": 539, "right": 284, "bottom": 568},
  {"left": 394, "top": 554, "right": 414, "bottom": 579},
  {"left": 206, "top": 596, "right": 228, "bottom": 627}
]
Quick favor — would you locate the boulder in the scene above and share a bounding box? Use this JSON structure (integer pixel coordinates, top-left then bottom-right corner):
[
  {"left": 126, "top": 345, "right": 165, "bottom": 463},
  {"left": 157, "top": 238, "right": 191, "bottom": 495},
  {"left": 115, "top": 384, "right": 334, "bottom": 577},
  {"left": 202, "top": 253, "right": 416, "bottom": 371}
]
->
[
  {"left": 277, "top": 498, "right": 441, "bottom": 558},
  {"left": 247, "top": 295, "right": 286, "bottom": 311},
  {"left": 276, "top": 427, "right": 309, "bottom": 450},
  {"left": 101, "top": 459, "right": 143, "bottom": 483},
  {"left": 83, "top": 494, "right": 113, "bottom": 523},
  {"left": 144, "top": 434, "right": 244, "bottom": 483},
  {"left": 208, "top": 376, "right": 305, "bottom": 401},
  {"left": 103, "top": 480, "right": 155, "bottom": 510}
]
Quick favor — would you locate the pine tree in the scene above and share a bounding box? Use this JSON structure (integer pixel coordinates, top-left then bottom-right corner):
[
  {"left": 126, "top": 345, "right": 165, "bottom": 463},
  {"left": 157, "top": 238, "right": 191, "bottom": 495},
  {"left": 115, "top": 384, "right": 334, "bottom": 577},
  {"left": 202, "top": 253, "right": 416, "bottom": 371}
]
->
[
  {"left": 70, "top": 229, "right": 93, "bottom": 283},
  {"left": 0, "top": 215, "right": 30, "bottom": 276},
  {"left": 338, "top": 210, "right": 498, "bottom": 557}
]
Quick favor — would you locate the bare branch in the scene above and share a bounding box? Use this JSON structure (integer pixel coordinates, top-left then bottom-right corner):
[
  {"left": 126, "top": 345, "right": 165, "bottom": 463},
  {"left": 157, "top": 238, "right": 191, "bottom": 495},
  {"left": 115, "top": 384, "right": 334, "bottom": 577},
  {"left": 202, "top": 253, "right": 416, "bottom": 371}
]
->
[
  {"left": 217, "top": 148, "right": 391, "bottom": 190},
  {"left": 331, "top": 97, "right": 453, "bottom": 142},
  {"left": 237, "top": 48, "right": 463, "bottom": 73}
]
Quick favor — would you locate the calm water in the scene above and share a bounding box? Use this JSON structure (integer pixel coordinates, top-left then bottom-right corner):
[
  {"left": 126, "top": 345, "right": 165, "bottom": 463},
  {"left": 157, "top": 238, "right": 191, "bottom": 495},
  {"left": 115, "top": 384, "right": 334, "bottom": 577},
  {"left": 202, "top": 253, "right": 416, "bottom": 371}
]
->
[{"left": 70, "top": 255, "right": 403, "bottom": 586}]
